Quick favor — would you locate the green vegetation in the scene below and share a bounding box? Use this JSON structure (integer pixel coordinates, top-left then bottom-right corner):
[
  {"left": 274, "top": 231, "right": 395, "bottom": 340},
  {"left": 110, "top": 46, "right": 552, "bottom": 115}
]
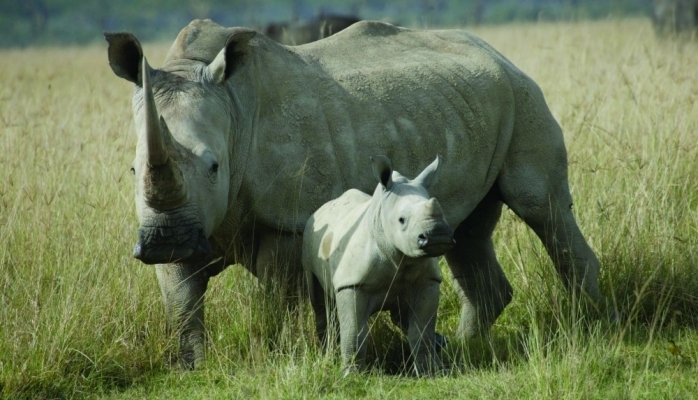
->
[
  {"left": 2, "top": 18, "right": 698, "bottom": 399},
  {"left": 3, "top": 0, "right": 653, "bottom": 47}
]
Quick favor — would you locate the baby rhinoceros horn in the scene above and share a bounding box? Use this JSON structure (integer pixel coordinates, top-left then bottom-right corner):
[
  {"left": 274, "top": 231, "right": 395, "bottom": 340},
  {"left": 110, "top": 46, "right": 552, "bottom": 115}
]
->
[
  {"left": 417, "top": 198, "right": 455, "bottom": 257},
  {"left": 425, "top": 197, "right": 442, "bottom": 217}
]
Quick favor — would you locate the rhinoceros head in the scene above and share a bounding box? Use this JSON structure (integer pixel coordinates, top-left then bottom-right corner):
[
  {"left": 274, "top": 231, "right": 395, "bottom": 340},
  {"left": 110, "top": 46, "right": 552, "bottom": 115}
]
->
[
  {"left": 370, "top": 155, "right": 455, "bottom": 258},
  {"left": 104, "top": 32, "right": 246, "bottom": 264}
]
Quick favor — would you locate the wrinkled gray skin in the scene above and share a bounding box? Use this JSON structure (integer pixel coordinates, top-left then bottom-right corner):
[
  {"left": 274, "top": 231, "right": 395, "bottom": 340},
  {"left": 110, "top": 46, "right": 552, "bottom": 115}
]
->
[
  {"left": 105, "top": 19, "right": 607, "bottom": 369},
  {"left": 653, "top": 0, "right": 698, "bottom": 35},
  {"left": 303, "top": 155, "right": 453, "bottom": 376}
]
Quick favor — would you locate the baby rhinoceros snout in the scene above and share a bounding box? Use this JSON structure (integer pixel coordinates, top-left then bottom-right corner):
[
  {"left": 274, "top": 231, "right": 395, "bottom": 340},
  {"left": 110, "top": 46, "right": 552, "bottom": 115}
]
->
[
  {"left": 417, "top": 227, "right": 455, "bottom": 257},
  {"left": 416, "top": 198, "right": 455, "bottom": 257}
]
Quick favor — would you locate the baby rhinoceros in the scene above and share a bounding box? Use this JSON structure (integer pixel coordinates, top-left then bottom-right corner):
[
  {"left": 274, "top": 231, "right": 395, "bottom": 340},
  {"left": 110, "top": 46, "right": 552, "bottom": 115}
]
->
[{"left": 303, "top": 155, "right": 455, "bottom": 376}]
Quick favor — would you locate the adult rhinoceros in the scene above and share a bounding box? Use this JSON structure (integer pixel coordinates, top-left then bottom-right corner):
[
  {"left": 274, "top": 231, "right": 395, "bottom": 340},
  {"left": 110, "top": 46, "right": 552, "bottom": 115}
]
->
[{"left": 105, "top": 19, "right": 606, "bottom": 368}]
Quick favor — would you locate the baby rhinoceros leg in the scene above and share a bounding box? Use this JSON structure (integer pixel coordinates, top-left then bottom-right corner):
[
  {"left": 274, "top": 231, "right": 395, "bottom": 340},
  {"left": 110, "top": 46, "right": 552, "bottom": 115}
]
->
[
  {"left": 406, "top": 279, "right": 445, "bottom": 376},
  {"left": 306, "top": 270, "right": 331, "bottom": 347},
  {"left": 335, "top": 287, "right": 371, "bottom": 376}
]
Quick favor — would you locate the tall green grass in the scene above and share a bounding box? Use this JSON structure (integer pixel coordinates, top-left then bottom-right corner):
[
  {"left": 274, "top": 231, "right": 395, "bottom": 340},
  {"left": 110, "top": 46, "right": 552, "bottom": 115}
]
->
[{"left": 1, "top": 19, "right": 697, "bottom": 399}]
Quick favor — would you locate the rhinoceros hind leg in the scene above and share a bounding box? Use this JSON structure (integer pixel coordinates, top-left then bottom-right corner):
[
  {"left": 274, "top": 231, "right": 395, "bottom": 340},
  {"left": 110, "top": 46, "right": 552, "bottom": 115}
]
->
[
  {"left": 307, "top": 271, "right": 338, "bottom": 348},
  {"left": 497, "top": 147, "right": 604, "bottom": 311},
  {"left": 445, "top": 186, "right": 513, "bottom": 338}
]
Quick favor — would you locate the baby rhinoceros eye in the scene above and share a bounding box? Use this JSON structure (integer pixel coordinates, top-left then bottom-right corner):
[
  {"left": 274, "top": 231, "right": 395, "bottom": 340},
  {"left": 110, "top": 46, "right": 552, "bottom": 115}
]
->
[
  {"left": 207, "top": 159, "right": 219, "bottom": 183},
  {"left": 398, "top": 217, "right": 405, "bottom": 224}
]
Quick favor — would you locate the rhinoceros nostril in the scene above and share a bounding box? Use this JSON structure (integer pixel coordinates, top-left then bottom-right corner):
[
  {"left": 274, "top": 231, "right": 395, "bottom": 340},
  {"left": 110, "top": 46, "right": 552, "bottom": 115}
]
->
[
  {"left": 133, "top": 242, "right": 143, "bottom": 259},
  {"left": 196, "top": 229, "right": 212, "bottom": 254}
]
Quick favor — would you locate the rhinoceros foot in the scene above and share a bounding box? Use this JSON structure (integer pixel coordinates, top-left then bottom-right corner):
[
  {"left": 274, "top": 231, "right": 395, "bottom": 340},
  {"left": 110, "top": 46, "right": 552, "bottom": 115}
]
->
[{"left": 434, "top": 332, "right": 448, "bottom": 352}]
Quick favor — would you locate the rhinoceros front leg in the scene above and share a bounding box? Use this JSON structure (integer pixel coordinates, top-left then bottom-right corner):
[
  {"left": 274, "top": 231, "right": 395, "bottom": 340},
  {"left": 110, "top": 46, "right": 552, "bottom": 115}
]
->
[
  {"left": 254, "top": 231, "right": 303, "bottom": 288},
  {"left": 389, "top": 299, "right": 448, "bottom": 351},
  {"left": 406, "top": 280, "right": 444, "bottom": 376},
  {"left": 335, "top": 287, "right": 370, "bottom": 376},
  {"left": 445, "top": 187, "right": 513, "bottom": 338},
  {"left": 155, "top": 262, "right": 208, "bottom": 369}
]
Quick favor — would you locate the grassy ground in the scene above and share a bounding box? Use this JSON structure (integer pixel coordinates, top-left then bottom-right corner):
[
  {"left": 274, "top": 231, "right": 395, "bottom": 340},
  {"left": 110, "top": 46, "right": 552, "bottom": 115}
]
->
[{"left": 1, "top": 18, "right": 698, "bottom": 399}]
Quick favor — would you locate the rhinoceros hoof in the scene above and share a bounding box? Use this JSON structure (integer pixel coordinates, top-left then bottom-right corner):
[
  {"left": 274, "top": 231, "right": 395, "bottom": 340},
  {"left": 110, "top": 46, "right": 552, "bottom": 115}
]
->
[
  {"left": 434, "top": 332, "right": 448, "bottom": 352},
  {"left": 341, "top": 364, "right": 361, "bottom": 378}
]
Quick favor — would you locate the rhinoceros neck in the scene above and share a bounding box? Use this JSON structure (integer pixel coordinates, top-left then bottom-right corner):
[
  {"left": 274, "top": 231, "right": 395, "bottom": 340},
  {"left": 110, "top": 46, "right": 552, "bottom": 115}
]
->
[
  {"left": 365, "top": 193, "right": 404, "bottom": 267},
  {"left": 225, "top": 46, "right": 337, "bottom": 232}
]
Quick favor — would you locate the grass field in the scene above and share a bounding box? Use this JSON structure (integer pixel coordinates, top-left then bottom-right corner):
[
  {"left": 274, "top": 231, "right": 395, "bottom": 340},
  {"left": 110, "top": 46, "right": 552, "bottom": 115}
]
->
[{"left": 1, "top": 18, "right": 698, "bottom": 399}]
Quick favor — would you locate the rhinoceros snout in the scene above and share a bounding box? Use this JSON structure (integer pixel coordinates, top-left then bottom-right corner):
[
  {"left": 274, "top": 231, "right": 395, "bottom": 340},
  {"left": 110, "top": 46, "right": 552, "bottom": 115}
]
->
[
  {"left": 417, "top": 228, "right": 456, "bottom": 257},
  {"left": 133, "top": 226, "right": 211, "bottom": 264}
]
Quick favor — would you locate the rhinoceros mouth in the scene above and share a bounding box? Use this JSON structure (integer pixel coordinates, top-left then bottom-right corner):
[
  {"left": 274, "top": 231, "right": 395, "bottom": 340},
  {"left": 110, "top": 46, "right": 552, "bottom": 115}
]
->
[
  {"left": 133, "top": 225, "right": 211, "bottom": 264},
  {"left": 417, "top": 235, "right": 456, "bottom": 257}
]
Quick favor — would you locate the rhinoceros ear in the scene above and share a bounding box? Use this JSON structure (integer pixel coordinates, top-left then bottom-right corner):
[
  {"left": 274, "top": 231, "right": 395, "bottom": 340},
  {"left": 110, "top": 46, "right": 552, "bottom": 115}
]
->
[
  {"left": 208, "top": 30, "right": 257, "bottom": 84},
  {"left": 371, "top": 155, "right": 393, "bottom": 190},
  {"left": 414, "top": 155, "right": 441, "bottom": 189},
  {"left": 104, "top": 32, "right": 144, "bottom": 85}
]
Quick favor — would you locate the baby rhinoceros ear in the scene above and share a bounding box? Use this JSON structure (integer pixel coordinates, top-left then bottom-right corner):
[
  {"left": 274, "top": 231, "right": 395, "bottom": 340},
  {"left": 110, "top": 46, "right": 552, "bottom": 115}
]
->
[
  {"left": 414, "top": 155, "right": 441, "bottom": 189},
  {"left": 371, "top": 155, "right": 393, "bottom": 190}
]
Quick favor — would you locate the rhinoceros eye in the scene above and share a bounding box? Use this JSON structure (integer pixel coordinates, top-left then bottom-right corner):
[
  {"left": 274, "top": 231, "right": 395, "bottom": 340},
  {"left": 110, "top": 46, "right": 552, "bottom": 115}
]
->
[
  {"left": 130, "top": 165, "right": 135, "bottom": 175},
  {"left": 399, "top": 217, "right": 405, "bottom": 224},
  {"left": 210, "top": 162, "right": 219, "bottom": 174}
]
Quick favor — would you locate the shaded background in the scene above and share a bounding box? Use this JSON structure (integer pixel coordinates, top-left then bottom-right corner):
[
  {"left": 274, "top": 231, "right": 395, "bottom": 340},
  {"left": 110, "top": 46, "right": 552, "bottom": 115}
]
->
[{"left": 2, "top": 0, "right": 653, "bottom": 47}]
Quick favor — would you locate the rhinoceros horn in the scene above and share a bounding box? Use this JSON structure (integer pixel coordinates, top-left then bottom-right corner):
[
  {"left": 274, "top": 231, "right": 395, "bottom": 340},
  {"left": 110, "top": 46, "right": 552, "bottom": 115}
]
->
[
  {"left": 140, "top": 57, "right": 188, "bottom": 210},
  {"left": 424, "top": 198, "right": 444, "bottom": 218},
  {"left": 141, "top": 57, "right": 168, "bottom": 167}
]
